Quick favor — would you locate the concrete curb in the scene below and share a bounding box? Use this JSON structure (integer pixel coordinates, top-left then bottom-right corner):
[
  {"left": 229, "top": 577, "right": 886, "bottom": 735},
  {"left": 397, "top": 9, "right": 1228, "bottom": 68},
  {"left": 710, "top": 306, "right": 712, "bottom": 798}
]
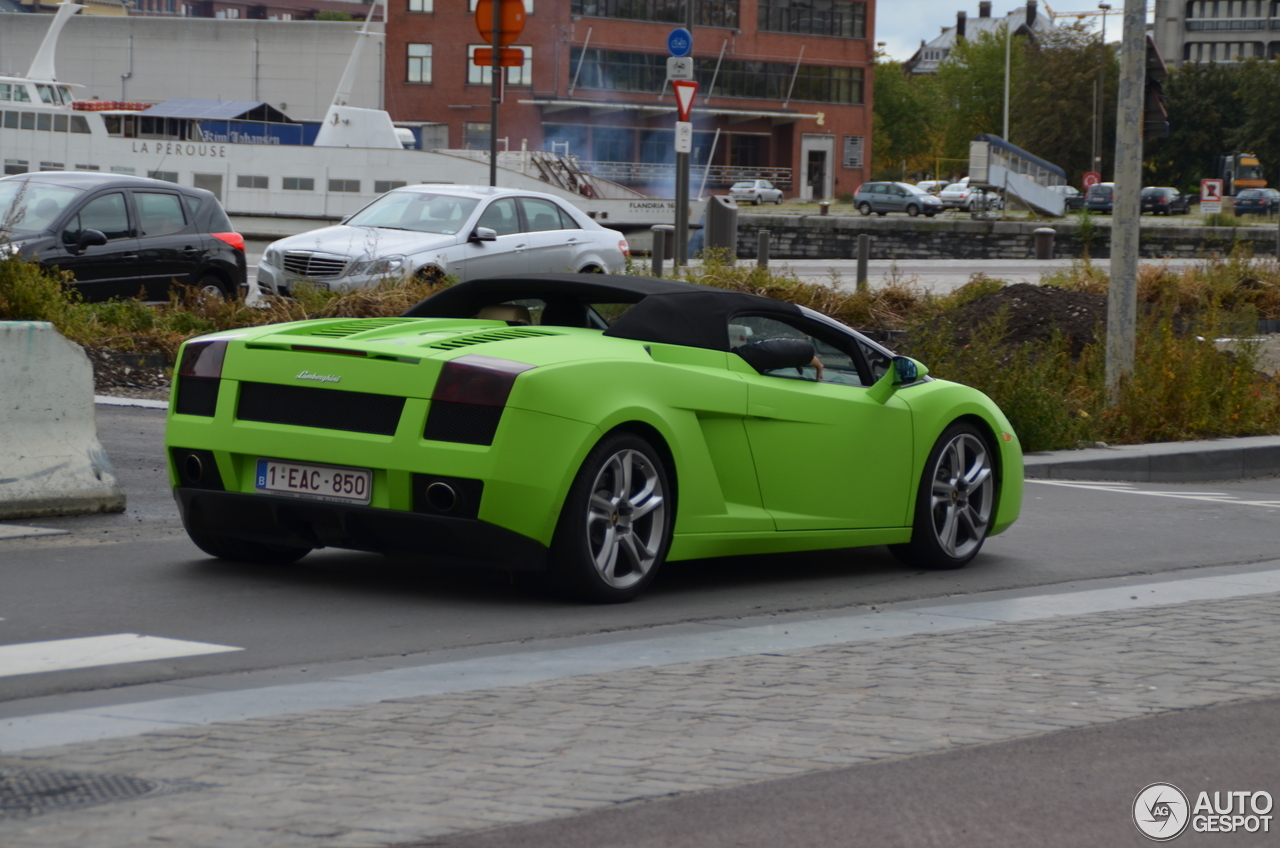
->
[
  {"left": 1, "top": 322, "right": 127, "bottom": 519},
  {"left": 1024, "top": 435, "right": 1280, "bottom": 482}
]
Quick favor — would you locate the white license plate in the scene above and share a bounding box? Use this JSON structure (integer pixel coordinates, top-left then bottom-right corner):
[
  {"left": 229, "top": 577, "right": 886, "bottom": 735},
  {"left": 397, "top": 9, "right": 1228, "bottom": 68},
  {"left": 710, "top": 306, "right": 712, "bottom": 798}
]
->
[{"left": 255, "top": 459, "right": 372, "bottom": 505}]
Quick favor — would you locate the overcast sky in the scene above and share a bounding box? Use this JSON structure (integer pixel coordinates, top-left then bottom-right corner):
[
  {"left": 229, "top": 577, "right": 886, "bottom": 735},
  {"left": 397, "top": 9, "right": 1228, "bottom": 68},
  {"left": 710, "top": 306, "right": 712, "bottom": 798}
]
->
[{"left": 876, "top": 1, "right": 1109, "bottom": 62}]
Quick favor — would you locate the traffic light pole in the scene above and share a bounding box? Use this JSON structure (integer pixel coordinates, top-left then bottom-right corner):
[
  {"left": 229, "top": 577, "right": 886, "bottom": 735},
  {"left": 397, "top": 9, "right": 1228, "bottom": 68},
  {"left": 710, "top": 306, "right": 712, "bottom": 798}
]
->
[{"left": 1106, "top": 0, "right": 1146, "bottom": 401}]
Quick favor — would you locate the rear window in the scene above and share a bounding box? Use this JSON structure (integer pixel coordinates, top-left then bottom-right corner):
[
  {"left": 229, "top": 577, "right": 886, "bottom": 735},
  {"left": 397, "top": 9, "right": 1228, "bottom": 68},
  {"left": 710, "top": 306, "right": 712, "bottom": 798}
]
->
[
  {"left": 1238, "top": 190, "right": 1261, "bottom": 198},
  {"left": 1087, "top": 185, "right": 1112, "bottom": 197}
]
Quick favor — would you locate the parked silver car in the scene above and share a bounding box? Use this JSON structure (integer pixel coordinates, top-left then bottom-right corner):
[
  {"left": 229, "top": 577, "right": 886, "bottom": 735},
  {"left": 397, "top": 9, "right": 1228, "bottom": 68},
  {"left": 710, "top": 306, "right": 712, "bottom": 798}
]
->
[
  {"left": 853, "top": 182, "right": 944, "bottom": 217},
  {"left": 252, "top": 185, "right": 629, "bottom": 299},
  {"left": 729, "top": 179, "right": 784, "bottom": 205}
]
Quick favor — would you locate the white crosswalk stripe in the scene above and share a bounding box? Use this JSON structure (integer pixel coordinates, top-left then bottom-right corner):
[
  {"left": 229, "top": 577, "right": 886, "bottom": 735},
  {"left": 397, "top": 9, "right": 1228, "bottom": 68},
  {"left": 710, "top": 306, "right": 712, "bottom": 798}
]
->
[
  {"left": 0, "top": 634, "right": 242, "bottom": 678},
  {"left": 1028, "top": 479, "right": 1280, "bottom": 509}
]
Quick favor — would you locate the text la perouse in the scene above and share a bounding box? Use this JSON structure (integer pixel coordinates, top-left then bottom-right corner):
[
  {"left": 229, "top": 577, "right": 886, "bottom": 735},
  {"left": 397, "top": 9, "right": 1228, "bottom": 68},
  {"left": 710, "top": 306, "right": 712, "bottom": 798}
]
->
[{"left": 130, "top": 141, "right": 228, "bottom": 158}]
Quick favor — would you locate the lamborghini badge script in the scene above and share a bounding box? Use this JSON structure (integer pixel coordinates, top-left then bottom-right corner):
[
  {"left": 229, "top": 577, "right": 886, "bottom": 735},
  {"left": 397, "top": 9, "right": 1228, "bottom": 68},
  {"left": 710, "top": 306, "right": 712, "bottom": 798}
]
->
[{"left": 296, "top": 371, "right": 342, "bottom": 383}]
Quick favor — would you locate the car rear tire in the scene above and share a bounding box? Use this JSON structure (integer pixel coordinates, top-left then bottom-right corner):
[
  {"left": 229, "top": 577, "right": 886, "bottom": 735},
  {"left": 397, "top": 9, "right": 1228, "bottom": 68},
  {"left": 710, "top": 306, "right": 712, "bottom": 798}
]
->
[
  {"left": 196, "top": 274, "right": 229, "bottom": 299},
  {"left": 858, "top": 202, "right": 872, "bottom": 216},
  {"left": 774, "top": 196, "right": 783, "bottom": 205},
  {"left": 889, "top": 422, "right": 995, "bottom": 570},
  {"left": 906, "top": 204, "right": 919, "bottom": 217},
  {"left": 550, "top": 432, "right": 672, "bottom": 603},
  {"left": 753, "top": 196, "right": 762, "bottom": 205},
  {"left": 187, "top": 529, "right": 311, "bottom": 565}
]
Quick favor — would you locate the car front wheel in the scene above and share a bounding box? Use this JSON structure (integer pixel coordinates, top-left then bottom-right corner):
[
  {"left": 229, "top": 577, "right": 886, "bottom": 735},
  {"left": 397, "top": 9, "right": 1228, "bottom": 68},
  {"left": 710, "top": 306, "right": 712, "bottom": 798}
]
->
[
  {"left": 906, "top": 204, "right": 919, "bottom": 217},
  {"left": 889, "top": 422, "right": 995, "bottom": 570},
  {"left": 551, "top": 432, "right": 672, "bottom": 602},
  {"left": 858, "top": 202, "right": 872, "bottom": 216}
]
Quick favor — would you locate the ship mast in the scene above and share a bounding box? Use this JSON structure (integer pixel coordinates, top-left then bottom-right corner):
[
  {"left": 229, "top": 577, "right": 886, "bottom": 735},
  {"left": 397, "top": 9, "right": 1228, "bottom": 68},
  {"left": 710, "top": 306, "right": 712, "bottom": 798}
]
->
[
  {"left": 330, "top": 0, "right": 384, "bottom": 108},
  {"left": 26, "top": 1, "right": 85, "bottom": 82}
]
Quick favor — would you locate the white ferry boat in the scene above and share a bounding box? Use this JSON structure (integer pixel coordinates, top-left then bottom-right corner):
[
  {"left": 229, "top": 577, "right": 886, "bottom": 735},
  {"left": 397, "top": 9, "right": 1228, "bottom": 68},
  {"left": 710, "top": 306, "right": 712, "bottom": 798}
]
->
[{"left": 1, "top": 2, "right": 693, "bottom": 231}]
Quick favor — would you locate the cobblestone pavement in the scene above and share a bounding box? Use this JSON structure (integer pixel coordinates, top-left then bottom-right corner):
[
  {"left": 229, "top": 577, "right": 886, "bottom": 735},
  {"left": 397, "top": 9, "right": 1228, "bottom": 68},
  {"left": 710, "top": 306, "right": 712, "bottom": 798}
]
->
[{"left": 4, "top": 591, "right": 1280, "bottom": 848}]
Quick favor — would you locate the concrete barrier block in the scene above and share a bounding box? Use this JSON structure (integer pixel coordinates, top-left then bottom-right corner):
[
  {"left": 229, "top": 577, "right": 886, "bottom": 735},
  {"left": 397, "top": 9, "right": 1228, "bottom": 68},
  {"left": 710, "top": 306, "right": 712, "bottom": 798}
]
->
[{"left": 0, "top": 322, "right": 126, "bottom": 519}]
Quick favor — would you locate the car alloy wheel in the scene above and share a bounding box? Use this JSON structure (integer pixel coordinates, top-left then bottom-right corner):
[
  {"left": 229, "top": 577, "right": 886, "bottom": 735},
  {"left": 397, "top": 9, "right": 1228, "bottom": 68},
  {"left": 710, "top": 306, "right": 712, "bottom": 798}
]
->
[
  {"left": 552, "top": 432, "right": 672, "bottom": 602},
  {"left": 753, "top": 196, "right": 763, "bottom": 205},
  {"left": 890, "top": 423, "right": 995, "bottom": 570},
  {"left": 906, "top": 204, "right": 919, "bottom": 217},
  {"left": 858, "top": 202, "right": 873, "bottom": 216}
]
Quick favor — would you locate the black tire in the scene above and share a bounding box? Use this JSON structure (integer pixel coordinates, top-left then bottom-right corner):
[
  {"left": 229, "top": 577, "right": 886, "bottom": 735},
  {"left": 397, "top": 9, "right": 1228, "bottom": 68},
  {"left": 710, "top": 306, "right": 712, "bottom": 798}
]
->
[
  {"left": 550, "top": 432, "right": 673, "bottom": 603},
  {"left": 414, "top": 266, "right": 444, "bottom": 285},
  {"left": 195, "top": 273, "right": 230, "bottom": 299},
  {"left": 889, "top": 422, "right": 996, "bottom": 570},
  {"left": 858, "top": 202, "right": 872, "bottom": 216},
  {"left": 753, "top": 195, "right": 763, "bottom": 206},
  {"left": 877, "top": 211, "right": 887, "bottom": 217},
  {"left": 906, "top": 204, "right": 919, "bottom": 217},
  {"left": 774, "top": 196, "right": 783, "bottom": 205},
  {"left": 187, "top": 529, "right": 311, "bottom": 565}
]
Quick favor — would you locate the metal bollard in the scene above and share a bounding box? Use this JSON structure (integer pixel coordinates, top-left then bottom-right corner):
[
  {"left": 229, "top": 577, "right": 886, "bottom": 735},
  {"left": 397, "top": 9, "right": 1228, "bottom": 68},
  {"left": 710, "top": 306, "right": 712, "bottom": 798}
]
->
[
  {"left": 856, "top": 233, "right": 870, "bottom": 293},
  {"left": 819, "top": 201, "right": 830, "bottom": 216},
  {"left": 757, "top": 229, "right": 771, "bottom": 268},
  {"left": 1033, "top": 227, "right": 1056, "bottom": 260},
  {"left": 651, "top": 226, "right": 667, "bottom": 277}
]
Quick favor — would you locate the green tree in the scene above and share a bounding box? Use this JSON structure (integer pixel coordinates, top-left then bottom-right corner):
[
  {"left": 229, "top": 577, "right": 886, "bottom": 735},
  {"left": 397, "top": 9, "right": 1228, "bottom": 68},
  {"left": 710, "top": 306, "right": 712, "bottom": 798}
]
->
[
  {"left": 1231, "top": 58, "right": 1280, "bottom": 183},
  {"left": 1013, "top": 22, "right": 1118, "bottom": 185},
  {"left": 316, "top": 10, "right": 354, "bottom": 20},
  {"left": 934, "top": 28, "right": 1026, "bottom": 163},
  {"left": 871, "top": 59, "right": 941, "bottom": 179},
  {"left": 1144, "top": 61, "right": 1244, "bottom": 189}
]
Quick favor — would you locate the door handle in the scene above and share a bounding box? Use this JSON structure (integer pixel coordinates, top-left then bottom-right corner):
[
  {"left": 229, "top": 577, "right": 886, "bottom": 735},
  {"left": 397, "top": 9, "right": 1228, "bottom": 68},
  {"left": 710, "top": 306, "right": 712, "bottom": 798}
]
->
[{"left": 122, "top": 254, "right": 139, "bottom": 261}]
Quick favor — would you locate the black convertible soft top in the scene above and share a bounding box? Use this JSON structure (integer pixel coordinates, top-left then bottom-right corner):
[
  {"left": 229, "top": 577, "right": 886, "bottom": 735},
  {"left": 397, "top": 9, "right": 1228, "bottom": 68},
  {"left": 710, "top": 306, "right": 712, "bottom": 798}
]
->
[{"left": 402, "top": 273, "right": 802, "bottom": 352}]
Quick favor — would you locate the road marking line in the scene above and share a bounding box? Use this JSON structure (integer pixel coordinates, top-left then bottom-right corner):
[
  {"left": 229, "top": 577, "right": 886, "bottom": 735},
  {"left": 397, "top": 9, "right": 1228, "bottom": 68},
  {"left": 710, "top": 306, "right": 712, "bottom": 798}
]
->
[
  {"left": 1028, "top": 479, "right": 1280, "bottom": 509},
  {"left": 0, "top": 634, "right": 242, "bottom": 679},
  {"left": 0, "top": 525, "right": 68, "bottom": 540}
]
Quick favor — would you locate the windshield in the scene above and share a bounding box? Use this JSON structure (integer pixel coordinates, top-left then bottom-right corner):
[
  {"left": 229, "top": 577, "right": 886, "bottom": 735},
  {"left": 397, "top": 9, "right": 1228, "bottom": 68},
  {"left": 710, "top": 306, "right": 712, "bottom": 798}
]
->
[
  {"left": 0, "top": 179, "right": 86, "bottom": 237},
  {"left": 345, "top": 191, "right": 480, "bottom": 235}
]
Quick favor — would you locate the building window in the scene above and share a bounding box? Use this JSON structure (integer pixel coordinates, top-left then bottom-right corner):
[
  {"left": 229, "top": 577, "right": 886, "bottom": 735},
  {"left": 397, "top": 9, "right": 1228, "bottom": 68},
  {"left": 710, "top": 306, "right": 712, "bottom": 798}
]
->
[
  {"left": 408, "top": 44, "right": 432, "bottom": 83},
  {"left": 592, "top": 127, "right": 633, "bottom": 162},
  {"left": 75, "top": 164, "right": 100, "bottom": 171},
  {"left": 328, "top": 179, "right": 361, "bottom": 192},
  {"left": 467, "top": 46, "right": 533, "bottom": 85},
  {"left": 570, "top": 0, "right": 735, "bottom": 27},
  {"left": 4, "top": 159, "right": 29, "bottom": 175},
  {"left": 759, "top": 0, "right": 865, "bottom": 38},
  {"left": 237, "top": 174, "right": 269, "bottom": 189},
  {"left": 569, "top": 49, "right": 863, "bottom": 104},
  {"left": 375, "top": 180, "right": 408, "bottom": 193},
  {"left": 463, "top": 122, "right": 491, "bottom": 149},
  {"left": 148, "top": 170, "right": 179, "bottom": 183},
  {"left": 283, "top": 177, "right": 315, "bottom": 191},
  {"left": 409, "top": 0, "right": 432, "bottom": 9},
  {"left": 842, "top": 136, "right": 864, "bottom": 169},
  {"left": 111, "top": 166, "right": 136, "bottom": 174},
  {"left": 470, "top": 0, "right": 531, "bottom": 11},
  {"left": 40, "top": 161, "right": 64, "bottom": 171}
]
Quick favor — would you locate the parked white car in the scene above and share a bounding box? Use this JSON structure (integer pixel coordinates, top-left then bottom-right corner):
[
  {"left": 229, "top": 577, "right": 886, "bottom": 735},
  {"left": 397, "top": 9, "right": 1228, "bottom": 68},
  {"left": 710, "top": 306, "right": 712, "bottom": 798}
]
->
[
  {"left": 939, "top": 181, "right": 1002, "bottom": 212},
  {"left": 729, "top": 179, "right": 784, "bottom": 205},
  {"left": 252, "top": 185, "right": 629, "bottom": 298}
]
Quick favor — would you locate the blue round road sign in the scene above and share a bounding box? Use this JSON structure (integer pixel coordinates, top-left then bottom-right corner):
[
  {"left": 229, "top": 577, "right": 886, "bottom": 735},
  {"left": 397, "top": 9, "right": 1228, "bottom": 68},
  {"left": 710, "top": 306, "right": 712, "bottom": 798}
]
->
[{"left": 667, "top": 27, "right": 692, "bottom": 57}]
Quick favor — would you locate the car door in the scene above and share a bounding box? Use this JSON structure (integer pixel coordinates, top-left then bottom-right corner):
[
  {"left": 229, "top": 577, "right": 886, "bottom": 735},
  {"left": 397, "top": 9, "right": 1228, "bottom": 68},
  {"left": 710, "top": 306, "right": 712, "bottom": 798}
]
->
[
  {"left": 733, "top": 314, "right": 915, "bottom": 531},
  {"left": 517, "top": 196, "right": 576, "bottom": 273},
  {"left": 130, "top": 188, "right": 200, "bottom": 299},
  {"left": 461, "top": 197, "right": 527, "bottom": 280},
  {"left": 49, "top": 190, "right": 142, "bottom": 301}
]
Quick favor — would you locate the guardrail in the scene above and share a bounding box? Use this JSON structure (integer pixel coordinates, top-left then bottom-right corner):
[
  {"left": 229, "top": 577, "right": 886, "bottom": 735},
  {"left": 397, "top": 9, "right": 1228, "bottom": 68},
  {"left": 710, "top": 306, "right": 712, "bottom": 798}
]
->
[{"left": 581, "top": 162, "right": 793, "bottom": 189}]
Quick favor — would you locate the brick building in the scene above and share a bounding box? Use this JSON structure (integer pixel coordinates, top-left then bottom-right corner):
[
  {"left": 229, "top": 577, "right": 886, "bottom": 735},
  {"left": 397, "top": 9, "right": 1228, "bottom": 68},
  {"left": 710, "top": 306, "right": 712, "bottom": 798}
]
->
[{"left": 383, "top": 0, "right": 875, "bottom": 199}]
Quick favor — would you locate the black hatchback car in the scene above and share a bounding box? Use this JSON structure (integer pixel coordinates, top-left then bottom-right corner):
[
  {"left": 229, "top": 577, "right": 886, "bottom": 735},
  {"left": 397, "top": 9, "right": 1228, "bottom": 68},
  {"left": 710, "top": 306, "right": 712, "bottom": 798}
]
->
[
  {"left": 1233, "top": 188, "right": 1280, "bottom": 216},
  {"left": 0, "top": 172, "right": 246, "bottom": 301},
  {"left": 1140, "top": 186, "right": 1191, "bottom": 215}
]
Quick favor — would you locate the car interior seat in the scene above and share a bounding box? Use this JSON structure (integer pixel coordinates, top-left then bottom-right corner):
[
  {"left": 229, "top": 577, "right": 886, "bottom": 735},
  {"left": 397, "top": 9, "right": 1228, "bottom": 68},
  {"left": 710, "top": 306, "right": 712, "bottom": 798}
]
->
[
  {"left": 476, "top": 304, "right": 532, "bottom": 325},
  {"left": 539, "top": 296, "right": 591, "bottom": 328}
]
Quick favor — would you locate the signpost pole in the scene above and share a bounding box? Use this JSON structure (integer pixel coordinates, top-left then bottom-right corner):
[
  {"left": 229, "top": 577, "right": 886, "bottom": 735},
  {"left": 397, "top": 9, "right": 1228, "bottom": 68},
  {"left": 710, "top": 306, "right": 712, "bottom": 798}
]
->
[
  {"left": 1105, "top": 0, "right": 1145, "bottom": 402},
  {"left": 489, "top": 0, "right": 500, "bottom": 187},
  {"left": 674, "top": 4, "right": 694, "bottom": 267}
]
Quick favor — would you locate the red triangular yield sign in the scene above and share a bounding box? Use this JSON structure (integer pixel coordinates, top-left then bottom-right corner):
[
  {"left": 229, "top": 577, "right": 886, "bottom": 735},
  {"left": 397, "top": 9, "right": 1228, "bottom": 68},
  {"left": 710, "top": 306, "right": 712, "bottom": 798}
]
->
[{"left": 672, "top": 80, "right": 699, "bottom": 122}]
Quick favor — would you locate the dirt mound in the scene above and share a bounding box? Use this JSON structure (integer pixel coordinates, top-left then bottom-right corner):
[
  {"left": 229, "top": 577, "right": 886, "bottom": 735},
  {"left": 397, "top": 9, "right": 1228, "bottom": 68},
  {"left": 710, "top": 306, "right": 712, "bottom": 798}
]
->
[{"left": 951, "top": 283, "right": 1107, "bottom": 356}]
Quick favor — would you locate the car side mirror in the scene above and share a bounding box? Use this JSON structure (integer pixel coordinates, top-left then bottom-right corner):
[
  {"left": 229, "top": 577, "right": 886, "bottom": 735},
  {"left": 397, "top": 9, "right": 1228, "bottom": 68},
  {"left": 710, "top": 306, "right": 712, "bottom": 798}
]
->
[
  {"left": 867, "top": 356, "right": 929, "bottom": 405},
  {"left": 469, "top": 226, "right": 497, "bottom": 243},
  {"left": 73, "top": 229, "right": 108, "bottom": 254}
]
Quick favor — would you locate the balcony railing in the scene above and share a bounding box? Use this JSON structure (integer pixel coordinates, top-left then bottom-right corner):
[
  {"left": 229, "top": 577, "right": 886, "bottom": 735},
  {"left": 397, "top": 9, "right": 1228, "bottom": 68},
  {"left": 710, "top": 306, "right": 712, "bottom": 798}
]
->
[{"left": 582, "top": 161, "right": 793, "bottom": 188}]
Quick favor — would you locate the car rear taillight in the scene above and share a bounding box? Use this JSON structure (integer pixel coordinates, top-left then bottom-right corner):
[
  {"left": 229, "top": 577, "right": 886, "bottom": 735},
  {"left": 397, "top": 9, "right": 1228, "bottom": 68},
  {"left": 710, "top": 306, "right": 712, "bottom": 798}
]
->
[
  {"left": 211, "top": 232, "right": 245, "bottom": 252},
  {"left": 425, "top": 355, "right": 535, "bottom": 445},
  {"left": 618, "top": 239, "right": 631, "bottom": 259},
  {"left": 175, "top": 339, "right": 228, "bottom": 417},
  {"left": 432, "top": 355, "right": 535, "bottom": 406}
]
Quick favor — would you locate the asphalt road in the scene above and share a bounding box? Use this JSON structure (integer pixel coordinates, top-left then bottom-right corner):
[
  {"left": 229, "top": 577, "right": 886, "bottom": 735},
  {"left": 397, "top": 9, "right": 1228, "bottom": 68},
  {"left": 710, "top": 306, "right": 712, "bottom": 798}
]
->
[{"left": 2, "top": 405, "right": 1279, "bottom": 706}]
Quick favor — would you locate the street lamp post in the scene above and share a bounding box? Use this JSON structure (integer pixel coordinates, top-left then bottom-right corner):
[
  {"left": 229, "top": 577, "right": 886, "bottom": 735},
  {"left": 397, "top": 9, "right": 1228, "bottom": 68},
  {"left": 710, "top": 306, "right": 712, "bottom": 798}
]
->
[{"left": 1094, "top": 3, "right": 1111, "bottom": 175}]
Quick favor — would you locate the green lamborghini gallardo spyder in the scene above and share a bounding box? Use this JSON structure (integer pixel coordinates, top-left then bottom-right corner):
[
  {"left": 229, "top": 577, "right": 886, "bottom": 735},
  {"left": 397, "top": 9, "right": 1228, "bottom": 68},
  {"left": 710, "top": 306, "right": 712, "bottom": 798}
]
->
[{"left": 166, "top": 274, "right": 1023, "bottom": 602}]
